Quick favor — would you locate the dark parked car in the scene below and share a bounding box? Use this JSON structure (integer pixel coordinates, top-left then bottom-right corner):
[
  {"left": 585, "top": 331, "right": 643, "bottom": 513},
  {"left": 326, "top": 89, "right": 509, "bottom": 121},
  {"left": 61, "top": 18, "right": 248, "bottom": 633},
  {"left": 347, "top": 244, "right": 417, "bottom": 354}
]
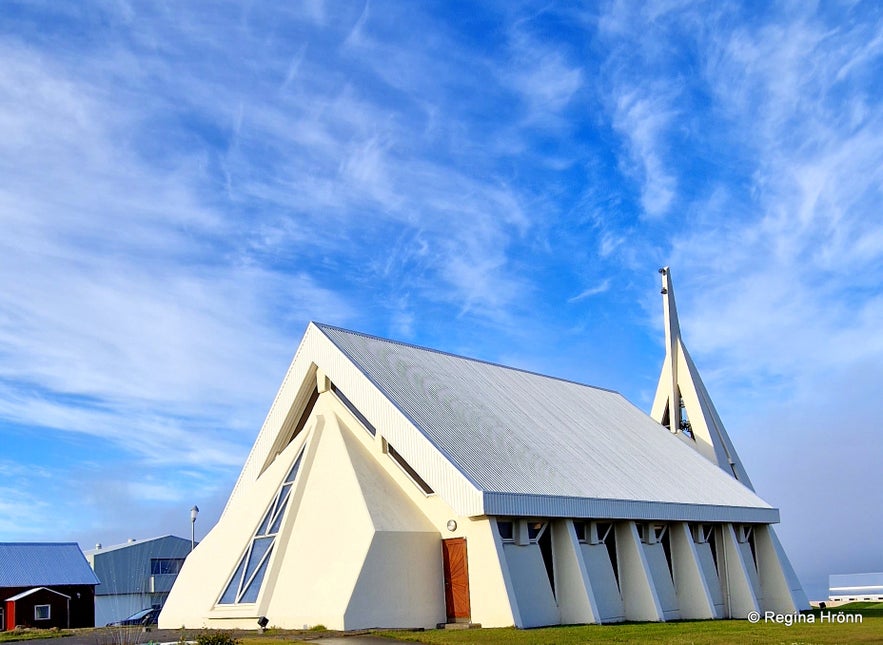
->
[{"left": 106, "top": 607, "right": 160, "bottom": 627}]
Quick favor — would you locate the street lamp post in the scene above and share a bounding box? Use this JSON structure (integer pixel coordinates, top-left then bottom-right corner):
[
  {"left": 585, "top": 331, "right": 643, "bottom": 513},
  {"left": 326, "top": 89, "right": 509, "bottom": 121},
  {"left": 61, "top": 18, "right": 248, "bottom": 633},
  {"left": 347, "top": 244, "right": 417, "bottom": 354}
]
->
[{"left": 190, "top": 505, "right": 199, "bottom": 552}]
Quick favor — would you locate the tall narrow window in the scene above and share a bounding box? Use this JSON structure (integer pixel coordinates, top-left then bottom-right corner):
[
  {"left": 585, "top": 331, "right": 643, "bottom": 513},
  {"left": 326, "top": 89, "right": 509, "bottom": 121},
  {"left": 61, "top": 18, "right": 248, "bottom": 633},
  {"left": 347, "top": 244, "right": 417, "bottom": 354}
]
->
[
  {"left": 537, "top": 524, "right": 555, "bottom": 597},
  {"left": 218, "top": 446, "right": 305, "bottom": 604}
]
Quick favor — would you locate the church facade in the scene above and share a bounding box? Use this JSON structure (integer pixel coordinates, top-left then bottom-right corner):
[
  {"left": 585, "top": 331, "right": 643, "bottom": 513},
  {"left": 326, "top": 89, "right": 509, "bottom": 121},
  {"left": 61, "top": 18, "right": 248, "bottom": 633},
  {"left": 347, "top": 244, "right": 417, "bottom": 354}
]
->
[{"left": 160, "top": 270, "right": 806, "bottom": 630}]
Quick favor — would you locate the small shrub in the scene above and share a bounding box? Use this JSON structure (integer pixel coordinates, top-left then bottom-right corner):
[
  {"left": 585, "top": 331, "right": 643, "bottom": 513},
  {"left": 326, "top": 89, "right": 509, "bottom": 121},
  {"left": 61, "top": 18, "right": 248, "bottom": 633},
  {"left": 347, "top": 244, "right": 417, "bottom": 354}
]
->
[
  {"left": 195, "top": 632, "right": 240, "bottom": 645},
  {"left": 308, "top": 625, "right": 326, "bottom": 631}
]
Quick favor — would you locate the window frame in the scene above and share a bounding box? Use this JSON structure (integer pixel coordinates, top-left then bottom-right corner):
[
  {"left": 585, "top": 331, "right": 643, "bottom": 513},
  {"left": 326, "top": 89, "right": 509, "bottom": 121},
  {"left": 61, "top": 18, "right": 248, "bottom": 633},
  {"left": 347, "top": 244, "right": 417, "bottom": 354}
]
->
[
  {"left": 217, "top": 442, "right": 306, "bottom": 606},
  {"left": 150, "top": 558, "right": 185, "bottom": 575},
  {"left": 34, "top": 604, "right": 51, "bottom": 621},
  {"left": 496, "top": 519, "right": 515, "bottom": 542},
  {"left": 386, "top": 443, "right": 434, "bottom": 496},
  {"left": 526, "top": 520, "right": 547, "bottom": 543}
]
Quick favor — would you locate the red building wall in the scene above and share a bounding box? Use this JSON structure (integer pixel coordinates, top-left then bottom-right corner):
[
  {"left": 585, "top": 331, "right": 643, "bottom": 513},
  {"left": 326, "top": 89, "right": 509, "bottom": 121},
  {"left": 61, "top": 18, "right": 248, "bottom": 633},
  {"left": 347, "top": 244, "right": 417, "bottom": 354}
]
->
[{"left": 1, "top": 585, "right": 95, "bottom": 630}]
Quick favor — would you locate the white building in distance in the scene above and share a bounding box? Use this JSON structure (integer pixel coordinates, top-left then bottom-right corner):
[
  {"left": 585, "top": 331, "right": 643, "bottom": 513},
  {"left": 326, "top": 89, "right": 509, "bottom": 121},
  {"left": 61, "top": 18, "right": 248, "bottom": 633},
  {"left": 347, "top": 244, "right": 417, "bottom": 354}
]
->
[
  {"left": 829, "top": 573, "right": 883, "bottom": 602},
  {"left": 161, "top": 269, "right": 806, "bottom": 630}
]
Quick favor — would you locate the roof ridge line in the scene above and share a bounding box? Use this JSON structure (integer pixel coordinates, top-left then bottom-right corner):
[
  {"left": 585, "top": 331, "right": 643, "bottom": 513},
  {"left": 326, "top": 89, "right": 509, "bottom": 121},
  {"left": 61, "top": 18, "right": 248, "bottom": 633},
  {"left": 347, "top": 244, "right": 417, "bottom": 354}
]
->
[{"left": 312, "top": 322, "right": 617, "bottom": 394}]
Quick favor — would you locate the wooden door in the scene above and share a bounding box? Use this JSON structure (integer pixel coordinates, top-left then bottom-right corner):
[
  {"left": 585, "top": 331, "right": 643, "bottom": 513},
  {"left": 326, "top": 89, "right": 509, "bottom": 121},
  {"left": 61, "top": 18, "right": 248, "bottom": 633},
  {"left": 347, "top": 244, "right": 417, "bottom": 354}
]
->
[{"left": 442, "top": 537, "right": 471, "bottom": 622}]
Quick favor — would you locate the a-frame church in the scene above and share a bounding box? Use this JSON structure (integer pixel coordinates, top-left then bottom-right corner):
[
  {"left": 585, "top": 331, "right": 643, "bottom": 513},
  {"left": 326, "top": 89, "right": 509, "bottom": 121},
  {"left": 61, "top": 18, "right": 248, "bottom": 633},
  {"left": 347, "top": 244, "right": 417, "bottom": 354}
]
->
[{"left": 160, "top": 269, "right": 806, "bottom": 630}]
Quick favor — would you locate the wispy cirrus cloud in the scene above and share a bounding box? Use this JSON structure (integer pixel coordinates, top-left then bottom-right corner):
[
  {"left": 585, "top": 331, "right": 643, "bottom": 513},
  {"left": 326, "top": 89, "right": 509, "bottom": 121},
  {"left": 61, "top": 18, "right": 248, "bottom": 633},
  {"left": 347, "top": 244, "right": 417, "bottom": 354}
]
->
[
  {"left": 611, "top": 88, "right": 678, "bottom": 217},
  {"left": 671, "top": 3, "right": 883, "bottom": 375},
  {"left": 568, "top": 279, "right": 611, "bottom": 303},
  {"left": 597, "top": 1, "right": 883, "bottom": 595},
  {"left": 0, "top": 1, "right": 550, "bottom": 546},
  {"left": 0, "top": 29, "right": 354, "bottom": 478}
]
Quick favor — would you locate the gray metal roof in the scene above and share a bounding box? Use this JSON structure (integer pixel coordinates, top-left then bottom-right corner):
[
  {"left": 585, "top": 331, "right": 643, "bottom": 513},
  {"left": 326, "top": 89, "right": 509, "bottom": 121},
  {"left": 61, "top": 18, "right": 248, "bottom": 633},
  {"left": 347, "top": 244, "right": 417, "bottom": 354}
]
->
[
  {"left": 315, "top": 324, "right": 777, "bottom": 521},
  {"left": 84, "top": 534, "right": 189, "bottom": 556},
  {"left": 85, "top": 535, "right": 191, "bottom": 595},
  {"left": 0, "top": 543, "right": 100, "bottom": 587}
]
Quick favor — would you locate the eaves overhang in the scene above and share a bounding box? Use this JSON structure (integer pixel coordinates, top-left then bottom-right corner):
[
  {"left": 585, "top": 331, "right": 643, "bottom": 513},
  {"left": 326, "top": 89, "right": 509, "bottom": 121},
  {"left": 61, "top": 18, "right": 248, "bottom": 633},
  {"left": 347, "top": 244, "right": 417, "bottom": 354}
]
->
[{"left": 480, "top": 491, "right": 780, "bottom": 524}]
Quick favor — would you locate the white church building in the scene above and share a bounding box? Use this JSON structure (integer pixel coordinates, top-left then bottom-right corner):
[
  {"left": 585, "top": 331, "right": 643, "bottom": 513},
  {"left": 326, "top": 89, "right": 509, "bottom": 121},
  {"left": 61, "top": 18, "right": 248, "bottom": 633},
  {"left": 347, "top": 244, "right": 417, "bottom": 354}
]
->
[{"left": 160, "top": 268, "right": 806, "bottom": 630}]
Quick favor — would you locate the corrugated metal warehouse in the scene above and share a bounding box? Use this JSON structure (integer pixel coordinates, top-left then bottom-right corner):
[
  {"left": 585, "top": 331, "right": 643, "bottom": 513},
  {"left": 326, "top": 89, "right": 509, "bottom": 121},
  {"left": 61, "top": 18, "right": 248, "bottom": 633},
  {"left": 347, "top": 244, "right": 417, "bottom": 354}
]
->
[{"left": 85, "top": 535, "right": 192, "bottom": 626}]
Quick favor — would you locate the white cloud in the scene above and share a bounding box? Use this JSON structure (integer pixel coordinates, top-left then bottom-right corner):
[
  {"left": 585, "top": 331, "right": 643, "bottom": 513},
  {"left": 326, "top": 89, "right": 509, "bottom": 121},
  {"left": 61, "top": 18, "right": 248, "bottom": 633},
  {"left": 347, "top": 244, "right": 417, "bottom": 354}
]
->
[
  {"left": 568, "top": 279, "right": 611, "bottom": 303},
  {"left": 503, "top": 28, "right": 584, "bottom": 122},
  {"left": 611, "top": 89, "right": 678, "bottom": 217}
]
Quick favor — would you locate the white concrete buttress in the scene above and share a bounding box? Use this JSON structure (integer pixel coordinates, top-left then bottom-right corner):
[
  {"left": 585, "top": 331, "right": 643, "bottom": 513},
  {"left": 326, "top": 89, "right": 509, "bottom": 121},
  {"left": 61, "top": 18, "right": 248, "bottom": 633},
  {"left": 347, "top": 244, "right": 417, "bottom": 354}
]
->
[{"left": 649, "top": 268, "right": 807, "bottom": 616}]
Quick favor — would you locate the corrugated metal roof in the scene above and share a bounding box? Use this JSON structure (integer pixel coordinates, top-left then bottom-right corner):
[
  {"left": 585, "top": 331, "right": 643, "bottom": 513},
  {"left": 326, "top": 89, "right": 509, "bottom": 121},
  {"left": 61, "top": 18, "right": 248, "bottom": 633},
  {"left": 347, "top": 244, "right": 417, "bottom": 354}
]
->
[
  {"left": 84, "top": 534, "right": 188, "bottom": 556},
  {"left": 0, "top": 543, "right": 100, "bottom": 587},
  {"left": 85, "top": 535, "right": 192, "bottom": 596},
  {"left": 314, "top": 324, "right": 777, "bottom": 520}
]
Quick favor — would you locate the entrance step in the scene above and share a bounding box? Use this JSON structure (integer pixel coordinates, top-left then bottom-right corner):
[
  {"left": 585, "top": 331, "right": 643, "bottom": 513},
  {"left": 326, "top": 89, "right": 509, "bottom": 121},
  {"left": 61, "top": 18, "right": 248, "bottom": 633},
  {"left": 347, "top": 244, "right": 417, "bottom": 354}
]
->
[{"left": 437, "top": 622, "right": 481, "bottom": 630}]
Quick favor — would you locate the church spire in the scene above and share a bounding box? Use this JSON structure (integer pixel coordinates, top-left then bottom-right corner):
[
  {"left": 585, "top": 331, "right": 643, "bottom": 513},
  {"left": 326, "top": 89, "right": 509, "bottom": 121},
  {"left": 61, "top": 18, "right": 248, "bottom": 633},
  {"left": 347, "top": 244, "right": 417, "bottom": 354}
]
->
[{"left": 650, "top": 267, "right": 754, "bottom": 489}]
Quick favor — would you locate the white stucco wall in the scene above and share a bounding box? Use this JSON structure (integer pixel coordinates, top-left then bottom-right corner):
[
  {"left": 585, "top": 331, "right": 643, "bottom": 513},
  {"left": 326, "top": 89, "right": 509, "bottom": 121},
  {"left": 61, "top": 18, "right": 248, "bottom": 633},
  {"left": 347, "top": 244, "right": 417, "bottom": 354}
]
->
[{"left": 161, "top": 389, "right": 518, "bottom": 630}]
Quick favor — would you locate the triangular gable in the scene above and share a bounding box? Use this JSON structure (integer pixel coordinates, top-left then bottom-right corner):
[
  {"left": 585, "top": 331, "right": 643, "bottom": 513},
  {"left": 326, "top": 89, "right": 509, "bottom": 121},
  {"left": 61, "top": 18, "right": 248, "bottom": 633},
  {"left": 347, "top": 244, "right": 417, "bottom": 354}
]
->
[
  {"left": 5, "top": 587, "right": 71, "bottom": 602},
  {"left": 224, "top": 324, "right": 482, "bottom": 520}
]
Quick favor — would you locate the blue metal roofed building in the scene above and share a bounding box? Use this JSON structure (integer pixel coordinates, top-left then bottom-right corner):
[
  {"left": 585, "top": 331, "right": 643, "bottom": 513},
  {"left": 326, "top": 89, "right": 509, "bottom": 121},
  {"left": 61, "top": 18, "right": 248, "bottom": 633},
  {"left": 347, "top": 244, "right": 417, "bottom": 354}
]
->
[{"left": 0, "top": 543, "right": 99, "bottom": 630}]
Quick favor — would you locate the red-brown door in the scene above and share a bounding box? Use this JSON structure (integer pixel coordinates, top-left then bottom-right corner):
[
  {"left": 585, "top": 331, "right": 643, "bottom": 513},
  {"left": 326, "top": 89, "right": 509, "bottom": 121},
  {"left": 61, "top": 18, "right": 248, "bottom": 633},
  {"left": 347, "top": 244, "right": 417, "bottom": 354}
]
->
[{"left": 442, "top": 537, "right": 471, "bottom": 622}]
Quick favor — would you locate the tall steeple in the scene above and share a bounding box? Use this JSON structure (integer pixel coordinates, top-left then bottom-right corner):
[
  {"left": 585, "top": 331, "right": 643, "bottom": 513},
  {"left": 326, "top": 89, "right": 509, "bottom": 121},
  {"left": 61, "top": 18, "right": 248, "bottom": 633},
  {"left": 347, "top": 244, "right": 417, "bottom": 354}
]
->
[{"left": 650, "top": 267, "right": 754, "bottom": 490}]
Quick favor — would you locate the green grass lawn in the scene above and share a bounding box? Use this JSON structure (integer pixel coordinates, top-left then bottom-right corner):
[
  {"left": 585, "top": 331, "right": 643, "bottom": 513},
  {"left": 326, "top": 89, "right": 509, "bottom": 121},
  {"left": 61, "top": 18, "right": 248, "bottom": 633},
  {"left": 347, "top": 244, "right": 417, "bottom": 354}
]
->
[
  {"left": 6, "top": 609, "right": 883, "bottom": 645},
  {"left": 0, "top": 630, "right": 70, "bottom": 643},
  {"left": 376, "top": 613, "right": 883, "bottom": 645}
]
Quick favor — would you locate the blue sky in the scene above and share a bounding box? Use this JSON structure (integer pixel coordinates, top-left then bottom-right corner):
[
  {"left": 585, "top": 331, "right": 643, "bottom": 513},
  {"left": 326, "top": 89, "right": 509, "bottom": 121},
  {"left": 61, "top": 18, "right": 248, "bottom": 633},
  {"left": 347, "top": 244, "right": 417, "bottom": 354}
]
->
[{"left": 1, "top": 1, "right": 881, "bottom": 601}]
